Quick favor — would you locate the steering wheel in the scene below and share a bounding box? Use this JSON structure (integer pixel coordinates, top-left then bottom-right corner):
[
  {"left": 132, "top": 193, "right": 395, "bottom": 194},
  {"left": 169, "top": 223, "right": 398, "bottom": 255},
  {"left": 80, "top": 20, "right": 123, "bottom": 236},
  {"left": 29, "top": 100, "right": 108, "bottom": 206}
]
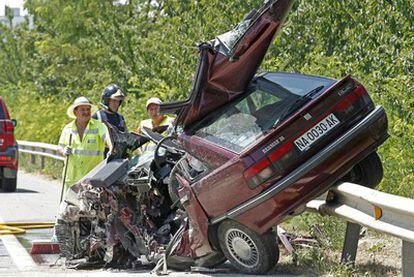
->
[{"left": 153, "top": 135, "right": 183, "bottom": 167}]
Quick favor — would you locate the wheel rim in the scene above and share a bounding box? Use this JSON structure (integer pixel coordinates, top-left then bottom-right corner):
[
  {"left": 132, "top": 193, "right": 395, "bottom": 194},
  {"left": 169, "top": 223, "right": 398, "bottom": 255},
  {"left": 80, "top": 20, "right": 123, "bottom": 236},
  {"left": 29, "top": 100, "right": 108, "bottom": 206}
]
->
[{"left": 225, "top": 228, "right": 259, "bottom": 268}]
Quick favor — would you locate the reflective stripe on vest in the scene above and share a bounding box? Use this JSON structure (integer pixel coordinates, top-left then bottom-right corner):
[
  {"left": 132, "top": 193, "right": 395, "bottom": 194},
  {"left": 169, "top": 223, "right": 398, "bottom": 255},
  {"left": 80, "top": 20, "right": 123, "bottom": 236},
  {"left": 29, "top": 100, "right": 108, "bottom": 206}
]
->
[
  {"left": 72, "top": 128, "right": 99, "bottom": 135},
  {"left": 72, "top": 149, "right": 105, "bottom": 156}
]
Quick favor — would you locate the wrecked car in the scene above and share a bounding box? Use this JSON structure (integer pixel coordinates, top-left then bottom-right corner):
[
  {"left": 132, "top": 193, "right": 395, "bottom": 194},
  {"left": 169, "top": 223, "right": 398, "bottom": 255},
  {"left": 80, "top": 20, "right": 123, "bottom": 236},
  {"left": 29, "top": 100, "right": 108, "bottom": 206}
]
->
[{"left": 55, "top": 0, "right": 389, "bottom": 274}]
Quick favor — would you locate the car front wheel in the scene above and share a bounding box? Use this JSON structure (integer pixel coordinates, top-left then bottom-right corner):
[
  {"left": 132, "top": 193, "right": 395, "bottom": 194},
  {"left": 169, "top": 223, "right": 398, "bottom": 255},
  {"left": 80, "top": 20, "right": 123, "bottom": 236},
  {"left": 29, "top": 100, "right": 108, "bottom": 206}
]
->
[
  {"left": 2, "top": 177, "right": 17, "bottom": 192},
  {"left": 218, "top": 220, "right": 279, "bottom": 274}
]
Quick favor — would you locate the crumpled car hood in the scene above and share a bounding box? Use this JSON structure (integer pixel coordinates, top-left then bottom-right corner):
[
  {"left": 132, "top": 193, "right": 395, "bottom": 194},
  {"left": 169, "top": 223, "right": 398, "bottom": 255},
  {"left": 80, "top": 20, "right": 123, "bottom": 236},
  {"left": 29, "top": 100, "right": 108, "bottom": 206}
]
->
[{"left": 162, "top": 0, "right": 293, "bottom": 128}]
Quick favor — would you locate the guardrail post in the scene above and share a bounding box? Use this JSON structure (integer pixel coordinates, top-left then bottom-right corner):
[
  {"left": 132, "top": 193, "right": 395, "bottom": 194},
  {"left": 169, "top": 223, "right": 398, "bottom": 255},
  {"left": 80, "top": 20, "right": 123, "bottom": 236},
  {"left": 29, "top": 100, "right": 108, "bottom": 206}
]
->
[
  {"left": 30, "top": 153, "right": 36, "bottom": 165},
  {"left": 341, "top": 222, "right": 361, "bottom": 264},
  {"left": 402, "top": 240, "right": 414, "bottom": 276},
  {"left": 41, "top": 156, "right": 45, "bottom": 169}
]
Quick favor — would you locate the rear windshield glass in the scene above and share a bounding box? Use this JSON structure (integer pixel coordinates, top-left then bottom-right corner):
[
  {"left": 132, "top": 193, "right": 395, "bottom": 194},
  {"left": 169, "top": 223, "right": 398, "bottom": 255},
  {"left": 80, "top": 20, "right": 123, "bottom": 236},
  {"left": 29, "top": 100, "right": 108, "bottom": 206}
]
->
[
  {"left": 193, "top": 73, "right": 336, "bottom": 153},
  {"left": 263, "top": 73, "right": 336, "bottom": 96}
]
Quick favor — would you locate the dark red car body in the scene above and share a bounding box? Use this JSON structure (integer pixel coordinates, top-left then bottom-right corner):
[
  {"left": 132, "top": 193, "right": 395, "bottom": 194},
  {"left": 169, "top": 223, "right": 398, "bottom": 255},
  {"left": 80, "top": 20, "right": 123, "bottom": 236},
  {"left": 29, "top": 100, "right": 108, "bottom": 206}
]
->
[
  {"left": 0, "top": 96, "right": 18, "bottom": 192},
  {"left": 161, "top": 0, "right": 388, "bottom": 257}
]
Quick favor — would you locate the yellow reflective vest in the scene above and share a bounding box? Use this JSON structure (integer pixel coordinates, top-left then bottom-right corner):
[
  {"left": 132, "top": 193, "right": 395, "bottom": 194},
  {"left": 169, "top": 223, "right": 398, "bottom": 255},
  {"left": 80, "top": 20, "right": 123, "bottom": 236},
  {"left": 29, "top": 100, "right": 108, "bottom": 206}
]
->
[
  {"left": 58, "top": 118, "right": 109, "bottom": 190},
  {"left": 137, "top": 116, "right": 175, "bottom": 153}
]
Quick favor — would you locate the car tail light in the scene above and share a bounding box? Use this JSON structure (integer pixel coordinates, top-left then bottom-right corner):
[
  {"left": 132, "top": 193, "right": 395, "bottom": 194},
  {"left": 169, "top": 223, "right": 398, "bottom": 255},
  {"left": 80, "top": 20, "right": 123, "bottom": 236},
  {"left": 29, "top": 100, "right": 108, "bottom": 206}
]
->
[
  {"left": 268, "top": 143, "right": 293, "bottom": 162},
  {"left": 243, "top": 158, "right": 271, "bottom": 180},
  {"left": 336, "top": 86, "right": 370, "bottom": 111},
  {"left": 244, "top": 143, "right": 293, "bottom": 188},
  {"left": 4, "top": 121, "right": 14, "bottom": 132},
  {"left": 244, "top": 161, "right": 278, "bottom": 189},
  {"left": 2, "top": 121, "right": 15, "bottom": 147},
  {"left": 0, "top": 156, "right": 12, "bottom": 161}
]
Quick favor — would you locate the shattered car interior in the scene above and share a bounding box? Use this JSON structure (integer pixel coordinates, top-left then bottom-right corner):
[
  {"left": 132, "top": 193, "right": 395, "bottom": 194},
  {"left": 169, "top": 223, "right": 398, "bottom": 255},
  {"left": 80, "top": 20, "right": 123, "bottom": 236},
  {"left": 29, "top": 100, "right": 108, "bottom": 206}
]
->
[{"left": 55, "top": 0, "right": 389, "bottom": 274}]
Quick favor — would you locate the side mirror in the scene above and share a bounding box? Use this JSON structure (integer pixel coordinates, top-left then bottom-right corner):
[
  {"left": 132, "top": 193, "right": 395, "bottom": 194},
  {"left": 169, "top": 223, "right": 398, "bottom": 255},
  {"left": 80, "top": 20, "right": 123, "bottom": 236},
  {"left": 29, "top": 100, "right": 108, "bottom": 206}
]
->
[{"left": 11, "top": 119, "right": 17, "bottom": 127}]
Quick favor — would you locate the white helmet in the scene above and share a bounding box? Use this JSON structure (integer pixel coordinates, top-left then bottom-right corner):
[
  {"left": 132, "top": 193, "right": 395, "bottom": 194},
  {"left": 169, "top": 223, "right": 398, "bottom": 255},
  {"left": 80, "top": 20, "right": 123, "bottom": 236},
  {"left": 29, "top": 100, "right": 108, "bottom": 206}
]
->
[{"left": 146, "top": 97, "right": 162, "bottom": 109}]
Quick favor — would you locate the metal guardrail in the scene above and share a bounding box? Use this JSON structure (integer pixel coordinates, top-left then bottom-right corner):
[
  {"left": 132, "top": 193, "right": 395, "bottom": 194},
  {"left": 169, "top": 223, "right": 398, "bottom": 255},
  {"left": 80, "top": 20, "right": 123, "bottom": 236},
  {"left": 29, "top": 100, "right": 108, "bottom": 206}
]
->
[
  {"left": 307, "top": 182, "right": 414, "bottom": 276},
  {"left": 17, "top": 140, "right": 65, "bottom": 168},
  {"left": 16, "top": 140, "right": 413, "bottom": 275}
]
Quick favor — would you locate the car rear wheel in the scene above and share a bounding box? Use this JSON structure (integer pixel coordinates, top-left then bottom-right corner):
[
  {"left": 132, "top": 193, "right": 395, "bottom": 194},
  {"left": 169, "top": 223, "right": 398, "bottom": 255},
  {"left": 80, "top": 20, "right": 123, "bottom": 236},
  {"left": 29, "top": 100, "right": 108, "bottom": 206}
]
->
[
  {"left": 2, "top": 177, "right": 17, "bottom": 192},
  {"left": 218, "top": 220, "right": 279, "bottom": 274},
  {"left": 342, "top": 151, "right": 383, "bottom": 189}
]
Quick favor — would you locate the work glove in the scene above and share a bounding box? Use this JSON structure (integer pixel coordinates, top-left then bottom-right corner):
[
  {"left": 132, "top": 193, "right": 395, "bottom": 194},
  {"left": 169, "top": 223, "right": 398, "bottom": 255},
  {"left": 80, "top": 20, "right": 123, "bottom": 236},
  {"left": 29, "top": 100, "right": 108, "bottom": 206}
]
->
[{"left": 64, "top": 145, "right": 72, "bottom": 156}]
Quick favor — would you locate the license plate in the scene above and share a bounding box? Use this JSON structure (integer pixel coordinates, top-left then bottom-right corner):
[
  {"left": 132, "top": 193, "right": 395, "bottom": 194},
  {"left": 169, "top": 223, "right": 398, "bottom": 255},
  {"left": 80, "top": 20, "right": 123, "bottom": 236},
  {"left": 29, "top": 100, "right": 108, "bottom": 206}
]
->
[{"left": 294, "top": 113, "right": 340, "bottom": 151}]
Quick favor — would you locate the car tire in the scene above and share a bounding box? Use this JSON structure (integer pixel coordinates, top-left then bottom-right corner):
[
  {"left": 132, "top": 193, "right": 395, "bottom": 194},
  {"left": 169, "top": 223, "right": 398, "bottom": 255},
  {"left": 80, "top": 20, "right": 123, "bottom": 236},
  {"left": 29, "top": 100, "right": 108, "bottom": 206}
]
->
[
  {"left": 195, "top": 251, "right": 227, "bottom": 268},
  {"left": 342, "top": 151, "right": 383, "bottom": 189},
  {"left": 217, "top": 220, "right": 279, "bottom": 274},
  {"left": 2, "top": 177, "right": 17, "bottom": 192}
]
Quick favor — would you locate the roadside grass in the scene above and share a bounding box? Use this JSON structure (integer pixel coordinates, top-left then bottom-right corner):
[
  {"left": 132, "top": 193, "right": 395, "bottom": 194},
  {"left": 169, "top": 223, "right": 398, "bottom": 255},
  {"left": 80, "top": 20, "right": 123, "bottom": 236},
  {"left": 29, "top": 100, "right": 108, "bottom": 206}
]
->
[
  {"left": 279, "top": 214, "right": 401, "bottom": 276},
  {"left": 278, "top": 246, "right": 400, "bottom": 276}
]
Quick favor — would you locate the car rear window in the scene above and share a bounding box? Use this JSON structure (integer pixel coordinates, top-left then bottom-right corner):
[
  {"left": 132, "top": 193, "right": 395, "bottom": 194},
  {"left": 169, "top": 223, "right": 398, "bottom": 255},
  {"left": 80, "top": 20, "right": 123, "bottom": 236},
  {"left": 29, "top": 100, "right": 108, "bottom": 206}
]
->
[
  {"left": 262, "top": 72, "right": 336, "bottom": 96},
  {"left": 193, "top": 73, "right": 337, "bottom": 153}
]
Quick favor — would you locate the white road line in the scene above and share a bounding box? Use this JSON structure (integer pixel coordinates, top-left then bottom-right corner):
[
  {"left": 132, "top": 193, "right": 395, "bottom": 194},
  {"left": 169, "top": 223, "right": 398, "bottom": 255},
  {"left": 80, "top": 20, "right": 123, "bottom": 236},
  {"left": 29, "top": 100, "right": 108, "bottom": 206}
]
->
[{"left": 0, "top": 215, "right": 38, "bottom": 271}]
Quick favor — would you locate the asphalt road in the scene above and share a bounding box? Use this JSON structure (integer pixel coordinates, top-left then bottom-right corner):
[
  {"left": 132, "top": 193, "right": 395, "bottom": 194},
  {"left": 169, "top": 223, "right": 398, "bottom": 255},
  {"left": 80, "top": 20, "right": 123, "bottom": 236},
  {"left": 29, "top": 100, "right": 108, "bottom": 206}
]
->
[
  {"left": 0, "top": 171, "right": 298, "bottom": 277},
  {"left": 0, "top": 171, "right": 61, "bottom": 222},
  {"left": 0, "top": 171, "right": 60, "bottom": 276}
]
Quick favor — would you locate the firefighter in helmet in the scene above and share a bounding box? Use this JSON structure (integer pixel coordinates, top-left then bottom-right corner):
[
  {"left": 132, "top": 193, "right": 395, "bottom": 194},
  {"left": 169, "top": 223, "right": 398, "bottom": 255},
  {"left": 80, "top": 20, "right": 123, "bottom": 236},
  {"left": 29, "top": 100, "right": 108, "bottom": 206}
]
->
[{"left": 93, "top": 84, "right": 128, "bottom": 132}]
